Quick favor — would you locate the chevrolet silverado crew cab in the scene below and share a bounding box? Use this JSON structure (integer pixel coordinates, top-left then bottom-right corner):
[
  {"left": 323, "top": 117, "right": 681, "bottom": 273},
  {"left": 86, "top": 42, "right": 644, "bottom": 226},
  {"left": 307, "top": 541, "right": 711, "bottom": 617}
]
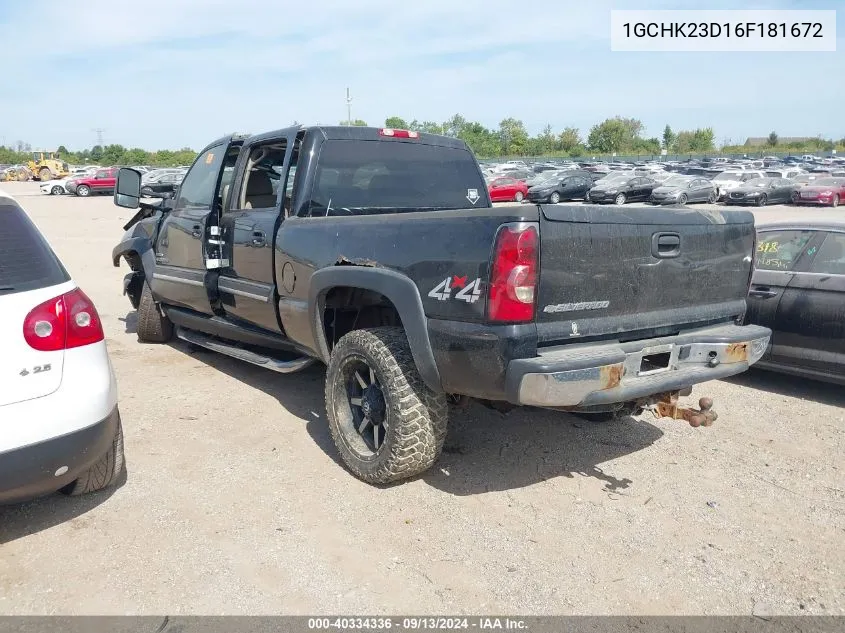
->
[{"left": 111, "top": 125, "right": 771, "bottom": 484}]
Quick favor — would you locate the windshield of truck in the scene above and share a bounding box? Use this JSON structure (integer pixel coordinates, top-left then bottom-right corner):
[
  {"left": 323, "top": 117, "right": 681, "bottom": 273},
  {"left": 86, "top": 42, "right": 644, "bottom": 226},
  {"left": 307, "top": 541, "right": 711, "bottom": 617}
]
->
[{"left": 307, "top": 140, "right": 488, "bottom": 215}]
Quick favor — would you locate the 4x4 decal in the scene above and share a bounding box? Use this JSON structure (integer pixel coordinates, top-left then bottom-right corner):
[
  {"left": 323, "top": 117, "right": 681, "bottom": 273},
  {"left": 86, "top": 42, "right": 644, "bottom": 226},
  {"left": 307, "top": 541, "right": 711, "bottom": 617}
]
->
[{"left": 428, "top": 275, "right": 483, "bottom": 303}]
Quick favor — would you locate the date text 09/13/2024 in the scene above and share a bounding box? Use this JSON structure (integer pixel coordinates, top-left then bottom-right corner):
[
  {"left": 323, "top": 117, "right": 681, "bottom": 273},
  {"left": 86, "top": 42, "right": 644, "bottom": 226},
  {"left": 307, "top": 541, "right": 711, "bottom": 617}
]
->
[{"left": 307, "top": 617, "right": 527, "bottom": 630}]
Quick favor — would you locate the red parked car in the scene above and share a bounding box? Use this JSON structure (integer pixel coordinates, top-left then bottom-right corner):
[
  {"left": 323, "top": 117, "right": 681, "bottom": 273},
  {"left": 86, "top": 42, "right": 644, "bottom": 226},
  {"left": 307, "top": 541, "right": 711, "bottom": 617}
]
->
[
  {"left": 792, "top": 177, "right": 845, "bottom": 207},
  {"left": 487, "top": 177, "right": 529, "bottom": 203},
  {"left": 66, "top": 167, "right": 119, "bottom": 197}
]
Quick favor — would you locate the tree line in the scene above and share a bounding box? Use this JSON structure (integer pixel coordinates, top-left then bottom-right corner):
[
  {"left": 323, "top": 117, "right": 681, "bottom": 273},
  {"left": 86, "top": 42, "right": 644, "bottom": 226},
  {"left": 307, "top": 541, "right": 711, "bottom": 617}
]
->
[
  {"left": 3, "top": 115, "right": 844, "bottom": 165},
  {"left": 0, "top": 143, "right": 199, "bottom": 168}
]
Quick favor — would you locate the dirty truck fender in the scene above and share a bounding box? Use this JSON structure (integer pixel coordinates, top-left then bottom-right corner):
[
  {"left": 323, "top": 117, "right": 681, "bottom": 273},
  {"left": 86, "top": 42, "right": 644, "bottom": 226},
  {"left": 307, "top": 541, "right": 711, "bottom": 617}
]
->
[
  {"left": 112, "top": 235, "right": 158, "bottom": 307},
  {"left": 308, "top": 266, "right": 443, "bottom": 393},
  {"left": 112, "top": 235, "right": 155, "bottom": 271}
]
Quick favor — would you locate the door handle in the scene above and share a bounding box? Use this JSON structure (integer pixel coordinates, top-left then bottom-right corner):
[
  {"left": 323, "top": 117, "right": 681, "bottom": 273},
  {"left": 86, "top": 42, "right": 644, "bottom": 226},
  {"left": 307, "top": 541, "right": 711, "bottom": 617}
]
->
[
  {"left": 749, "top": 287, "right": 778, "bottom": 298},
  {"left": 191, "top": 224, "right": 202, "bottom": 238},
  {"left": 251, "top": 230, "right": 266, "bottom": 247},
  {"left": 652, "top": 232, "right": 681, "bottom": 258}
]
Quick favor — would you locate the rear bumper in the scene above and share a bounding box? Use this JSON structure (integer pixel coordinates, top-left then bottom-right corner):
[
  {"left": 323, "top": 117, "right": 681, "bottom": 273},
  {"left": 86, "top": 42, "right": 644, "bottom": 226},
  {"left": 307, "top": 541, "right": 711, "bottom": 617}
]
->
[
  {"left": 650, "top": 195, "right": 681, "bottom": 204},
  {"left": 504, "top": 323, "right": 771, "bottom": 408},
  {"left": 0, "top": 407, "right": 119, "bottom": 504},
  {"left": 794, "top": 198, "right": 833, "bottom": 205}
]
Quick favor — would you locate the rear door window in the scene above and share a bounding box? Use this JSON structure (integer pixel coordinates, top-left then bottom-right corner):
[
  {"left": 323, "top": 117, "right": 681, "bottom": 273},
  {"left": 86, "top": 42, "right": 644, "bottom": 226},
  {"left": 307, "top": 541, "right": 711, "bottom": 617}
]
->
[
  {"left": 306, "top": 140, "right": 488, "bottom": 216},
  {"left": 0, "top": 201, "right": 70, "bottom": 294},
  {"left": 755, "top": 229, "right": 814, "bottom": 271}
]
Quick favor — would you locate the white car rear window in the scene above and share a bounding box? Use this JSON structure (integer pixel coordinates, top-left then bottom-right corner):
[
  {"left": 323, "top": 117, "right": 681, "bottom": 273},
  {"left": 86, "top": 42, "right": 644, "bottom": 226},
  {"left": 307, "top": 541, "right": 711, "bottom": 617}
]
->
[{"left": 0, "top": 201, "right": 70, "bottom": 295}]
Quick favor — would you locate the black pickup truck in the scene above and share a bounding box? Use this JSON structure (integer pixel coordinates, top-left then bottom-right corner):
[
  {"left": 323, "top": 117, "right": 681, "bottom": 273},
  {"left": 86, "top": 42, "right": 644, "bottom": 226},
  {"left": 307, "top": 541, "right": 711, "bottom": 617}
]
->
[{"left": 112, "top": 125, "right": 771, "bottom": 484}]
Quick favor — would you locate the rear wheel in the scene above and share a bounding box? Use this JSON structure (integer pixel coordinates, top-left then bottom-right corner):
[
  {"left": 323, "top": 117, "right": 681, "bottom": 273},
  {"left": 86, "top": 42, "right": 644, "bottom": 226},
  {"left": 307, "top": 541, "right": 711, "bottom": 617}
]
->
[
  {"left": 708, "top": 190, "right": 717, "bottom": 204},
  {"left": 549, "top": 191, "right": 561, "bottom": 204},
  {"left": 137, "top": 279, "right": 173, "bottom": 343},
  {"left": 51, "top": 185, "right": 63, "bottom": 195},
  {"left": 514, "top": 191, "right": 524, "bottom": 202},
  {"left": 62, "top": 414, "right": 125, "bottom": 496},
  {"left": 38, "top": 167, "right": 52, "bottom": 182},
  {"left": 76, "top": 184, "right": 91, "bottom": 197},
  {"left": 614, "top": 193, "right": 627, "bottom": 205},
  {"left": 325, "top": 327, "right": 448, "bottom": 484}
]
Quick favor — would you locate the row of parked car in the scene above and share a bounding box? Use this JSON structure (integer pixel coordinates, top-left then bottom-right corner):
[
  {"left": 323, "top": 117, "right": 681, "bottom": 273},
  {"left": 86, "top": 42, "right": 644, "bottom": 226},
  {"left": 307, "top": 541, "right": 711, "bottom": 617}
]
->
[
  {"left": 484, "top": 161, "right": 845, "bottom": 207},
  {"left": 39, "top": 166, "right": 186, "bottom": 197}
]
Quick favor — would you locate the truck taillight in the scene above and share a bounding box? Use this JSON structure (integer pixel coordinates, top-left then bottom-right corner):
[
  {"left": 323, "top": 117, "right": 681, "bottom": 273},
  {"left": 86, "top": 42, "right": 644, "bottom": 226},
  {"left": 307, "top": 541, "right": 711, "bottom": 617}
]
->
[
  {"left": 23, "top": 288, "right": 104, "bottom": 351},
  {"left": 488, "top": 223, "right": 539, "bottom": 323},
  {"left": 379, "top": 128, "right": 419, "bottom": 139}
]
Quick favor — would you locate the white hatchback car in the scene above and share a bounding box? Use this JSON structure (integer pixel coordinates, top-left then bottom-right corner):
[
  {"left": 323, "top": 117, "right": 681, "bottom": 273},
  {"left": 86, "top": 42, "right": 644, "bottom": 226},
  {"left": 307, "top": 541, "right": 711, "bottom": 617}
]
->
[
  {"left": 39, "top": 178, "right": 71, "bottom": 195},
  {"left": 0, "top": 189, "right": 124, "bottom": 504}
]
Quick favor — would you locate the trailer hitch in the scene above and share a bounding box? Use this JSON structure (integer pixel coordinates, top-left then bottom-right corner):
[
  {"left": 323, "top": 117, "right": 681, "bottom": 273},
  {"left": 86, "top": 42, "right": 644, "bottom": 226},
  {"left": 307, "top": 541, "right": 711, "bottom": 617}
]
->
[{"left": 651, "top": 392, "right": 718, "bottom": 428}]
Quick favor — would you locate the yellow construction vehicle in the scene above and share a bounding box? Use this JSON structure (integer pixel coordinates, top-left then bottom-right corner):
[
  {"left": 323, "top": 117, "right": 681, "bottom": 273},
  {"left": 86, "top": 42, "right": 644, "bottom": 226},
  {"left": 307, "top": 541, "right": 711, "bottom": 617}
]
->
[
  {"left": 26, "top": 151, "right": 70, "bottom": 181},
  {"left": 1, "top": 165, "right": 32, "bottom": 181}
]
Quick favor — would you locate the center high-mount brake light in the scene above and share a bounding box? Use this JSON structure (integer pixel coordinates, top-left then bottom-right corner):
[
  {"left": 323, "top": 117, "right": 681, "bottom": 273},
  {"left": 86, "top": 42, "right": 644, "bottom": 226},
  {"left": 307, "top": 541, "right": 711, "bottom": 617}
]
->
[
  {"left": 379, "top": 128, "right": 420, "bottom": 139},
  {"left": 23, "top": 287, "right": 105, "bottom": 352},
  {"left": 487, "top": 223, "right": 539, "bottom": 323}
]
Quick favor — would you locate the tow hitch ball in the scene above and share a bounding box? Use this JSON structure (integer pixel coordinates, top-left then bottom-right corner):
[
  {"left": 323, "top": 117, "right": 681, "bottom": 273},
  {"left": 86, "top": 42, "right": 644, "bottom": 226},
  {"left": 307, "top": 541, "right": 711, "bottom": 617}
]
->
[{"left": 651, "top": 393, "right": 718, "bottom": 428}]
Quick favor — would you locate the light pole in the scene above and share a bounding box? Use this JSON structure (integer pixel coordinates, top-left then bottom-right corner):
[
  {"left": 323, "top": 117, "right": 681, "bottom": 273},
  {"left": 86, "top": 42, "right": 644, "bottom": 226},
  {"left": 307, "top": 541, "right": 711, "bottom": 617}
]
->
[{"left": 346, "top": 88, "right": 352, "bottom": 126}]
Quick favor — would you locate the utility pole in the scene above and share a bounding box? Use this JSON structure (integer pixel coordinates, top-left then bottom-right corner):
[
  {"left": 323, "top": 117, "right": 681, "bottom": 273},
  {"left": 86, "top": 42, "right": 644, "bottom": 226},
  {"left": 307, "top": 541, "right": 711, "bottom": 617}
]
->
[
  {"left": 345, "top": 88, "right": 352, "bottom": 126},
  {"left": 92, "top": 128, "right": 105, "bottom": 146}
]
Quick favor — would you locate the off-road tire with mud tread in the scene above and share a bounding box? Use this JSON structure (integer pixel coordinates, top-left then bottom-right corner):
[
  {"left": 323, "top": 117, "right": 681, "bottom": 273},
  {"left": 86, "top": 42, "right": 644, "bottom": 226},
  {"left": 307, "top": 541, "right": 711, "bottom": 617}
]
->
[
  {"left": 62, "top": 414, "right": 125, "bottom": 496},
  {"left": 325, "top": 327, "right": 448, "bottom": 484},
  {"left": 137, "top": 279, "right": 173, "bottom": 343}
]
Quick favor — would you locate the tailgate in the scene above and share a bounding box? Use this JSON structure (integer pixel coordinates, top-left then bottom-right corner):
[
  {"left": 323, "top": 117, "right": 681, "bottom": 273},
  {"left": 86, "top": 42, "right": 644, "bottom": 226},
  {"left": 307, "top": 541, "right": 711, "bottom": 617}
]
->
[{"left": 536, "top": 204, "right": 755, "bottom": 342}]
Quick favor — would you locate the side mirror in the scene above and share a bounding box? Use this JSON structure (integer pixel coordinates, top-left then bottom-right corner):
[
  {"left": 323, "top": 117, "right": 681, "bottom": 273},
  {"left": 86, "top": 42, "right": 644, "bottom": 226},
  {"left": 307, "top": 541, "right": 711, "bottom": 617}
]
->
[{"left": 114, "top": 168, "right": 141, "bottom": 209}]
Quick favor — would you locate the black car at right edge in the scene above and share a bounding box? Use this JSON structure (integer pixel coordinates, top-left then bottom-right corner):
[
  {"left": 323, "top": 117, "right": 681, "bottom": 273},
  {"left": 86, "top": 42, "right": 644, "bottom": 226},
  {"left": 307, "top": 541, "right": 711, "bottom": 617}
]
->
[
  {"left": 745, "top": 220, "right": 845, "bottom": 385},
  {"left": 110, "top": 125, "right": 771, "bottom": 484}
]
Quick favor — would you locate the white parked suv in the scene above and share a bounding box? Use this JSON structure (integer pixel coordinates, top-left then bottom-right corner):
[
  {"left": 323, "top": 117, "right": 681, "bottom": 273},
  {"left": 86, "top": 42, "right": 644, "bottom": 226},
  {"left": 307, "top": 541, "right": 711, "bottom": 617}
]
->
[{"left": 0, "top": 189, "right": 124, "bottom": 504}]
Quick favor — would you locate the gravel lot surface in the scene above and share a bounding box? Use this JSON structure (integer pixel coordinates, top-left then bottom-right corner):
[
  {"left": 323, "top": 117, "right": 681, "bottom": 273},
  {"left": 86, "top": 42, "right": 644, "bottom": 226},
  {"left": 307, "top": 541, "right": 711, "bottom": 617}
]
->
[{"left": 1, "top": 181, "right": 843, "bottom": 615}]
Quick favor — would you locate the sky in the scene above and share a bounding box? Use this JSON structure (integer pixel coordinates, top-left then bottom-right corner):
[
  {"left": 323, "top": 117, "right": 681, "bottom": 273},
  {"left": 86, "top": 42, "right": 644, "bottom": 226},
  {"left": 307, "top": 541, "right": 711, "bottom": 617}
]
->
[{"left": 0, "top": 0, "right": 842, "bottom": 151}]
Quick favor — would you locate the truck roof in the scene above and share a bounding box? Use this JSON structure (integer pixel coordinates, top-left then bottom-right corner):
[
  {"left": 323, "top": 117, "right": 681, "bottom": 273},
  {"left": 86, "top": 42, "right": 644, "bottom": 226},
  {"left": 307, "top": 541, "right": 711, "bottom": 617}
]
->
[{"left": 200, "top": 126, "right": 469, "bottom": 154}]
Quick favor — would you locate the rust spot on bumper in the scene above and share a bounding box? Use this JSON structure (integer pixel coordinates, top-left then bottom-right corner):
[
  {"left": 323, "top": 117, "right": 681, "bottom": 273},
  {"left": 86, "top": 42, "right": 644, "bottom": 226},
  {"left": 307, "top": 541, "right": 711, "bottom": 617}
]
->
[
  {"left": 599, "top": 363, "right": 624, "bottom": 390},
  {"left": 725, "top": 342, "right": 749, "bottom": 362}
]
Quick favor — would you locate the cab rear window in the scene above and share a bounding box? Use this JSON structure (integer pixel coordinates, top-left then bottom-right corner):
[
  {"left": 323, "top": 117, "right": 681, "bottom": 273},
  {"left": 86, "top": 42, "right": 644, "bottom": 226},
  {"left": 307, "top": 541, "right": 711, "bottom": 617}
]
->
[
  {"left": 306, "top": 140, "right": 488, "bottom": 216},
  {"left": 0, "top": 201, "right": 70, "bottom": 294}
]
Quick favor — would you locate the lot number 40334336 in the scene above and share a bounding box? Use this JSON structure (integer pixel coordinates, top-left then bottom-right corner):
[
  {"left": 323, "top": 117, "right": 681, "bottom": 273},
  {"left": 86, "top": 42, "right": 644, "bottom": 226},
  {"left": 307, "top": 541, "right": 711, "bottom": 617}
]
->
[{"left": 428, "top": 275, "right": 483, "bottom": 303}]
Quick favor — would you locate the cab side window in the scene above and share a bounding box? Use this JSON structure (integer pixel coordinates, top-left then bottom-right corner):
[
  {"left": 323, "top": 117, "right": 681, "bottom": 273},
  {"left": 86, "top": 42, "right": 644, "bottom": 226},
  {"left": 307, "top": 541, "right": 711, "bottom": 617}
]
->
[
  {"left": 755, "top": 230, "right": 814, "bottom": 271},
  {"left": 231, "top": 141, "right": 288, "bottom": 211},
  {"left": 809, "top": 233, "right": 845, "bottom": 275}
]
